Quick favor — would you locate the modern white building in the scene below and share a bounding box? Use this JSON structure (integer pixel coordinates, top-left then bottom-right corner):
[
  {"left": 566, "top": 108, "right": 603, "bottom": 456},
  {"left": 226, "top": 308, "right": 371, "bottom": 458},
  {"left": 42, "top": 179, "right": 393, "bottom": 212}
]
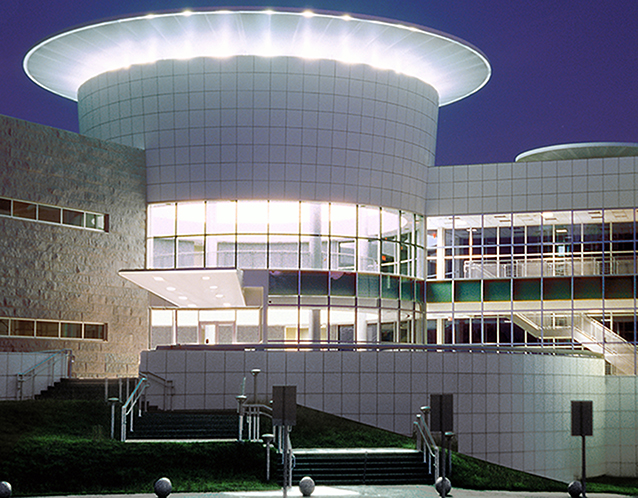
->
[{"left": 2, "top": 7, "right": 638, "bottom": 482}]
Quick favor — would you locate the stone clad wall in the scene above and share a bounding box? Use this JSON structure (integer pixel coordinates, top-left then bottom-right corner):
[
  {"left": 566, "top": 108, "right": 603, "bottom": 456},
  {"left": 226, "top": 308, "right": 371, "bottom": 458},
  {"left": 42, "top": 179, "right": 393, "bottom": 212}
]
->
[{"left": 0, "top": 115, "right": 149, "bottom": 377}]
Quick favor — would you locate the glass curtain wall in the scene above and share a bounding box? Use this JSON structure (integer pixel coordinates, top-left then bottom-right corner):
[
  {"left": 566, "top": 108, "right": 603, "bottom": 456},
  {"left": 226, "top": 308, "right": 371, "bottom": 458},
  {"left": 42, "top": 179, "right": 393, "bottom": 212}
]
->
[
  {"left": 148, "top": 201, "right": 426, "bottom": 347},
  {"left": 148, "top": 201, "right": 424, "bottom": 278},
  {"left": 425, "top": 208, "right": 637, "bottom": 373}
]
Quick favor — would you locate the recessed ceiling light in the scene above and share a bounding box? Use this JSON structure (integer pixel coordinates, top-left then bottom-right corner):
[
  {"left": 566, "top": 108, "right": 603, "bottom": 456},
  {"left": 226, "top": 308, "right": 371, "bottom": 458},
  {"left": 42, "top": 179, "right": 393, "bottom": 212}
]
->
[
  {"left": 202, "top": 276, "right": 210, "bottom": 280},
  {"left": 215, "top": 293, "right": 224, "bottom": 298},
  {"left": 178, "top": 296, "right": 188, "bottom": 300},
  {"left": 166, "top": 286, "right": 176, "bottom": 291},
  {"left": 153, "top": 276, "right": 165, "bottom": 281},
  {"left": 209, "top": 285, "right": 218, "bottom": 290}
]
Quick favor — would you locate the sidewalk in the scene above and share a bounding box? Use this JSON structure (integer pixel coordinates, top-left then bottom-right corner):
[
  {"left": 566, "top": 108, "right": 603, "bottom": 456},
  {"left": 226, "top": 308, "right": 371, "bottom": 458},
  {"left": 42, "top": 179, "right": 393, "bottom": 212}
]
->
[{"left": 33, "top": 484, "right": 634, "bottom": 498}]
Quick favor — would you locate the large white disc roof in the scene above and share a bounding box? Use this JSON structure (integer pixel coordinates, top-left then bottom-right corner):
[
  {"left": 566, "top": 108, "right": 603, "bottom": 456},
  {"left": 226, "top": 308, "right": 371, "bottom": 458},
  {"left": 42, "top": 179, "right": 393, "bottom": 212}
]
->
[
  {"left": 516, "top": 142, "right": 638, "bottom": 162},
  {"left": 24, "top": 8, "right": 490, "bottom": 105}
]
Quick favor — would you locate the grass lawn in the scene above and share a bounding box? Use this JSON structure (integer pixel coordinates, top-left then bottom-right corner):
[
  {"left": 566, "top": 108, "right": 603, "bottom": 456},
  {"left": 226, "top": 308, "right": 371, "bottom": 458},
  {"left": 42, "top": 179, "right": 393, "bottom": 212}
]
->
[{"left": 1, "top": 400, "right": 636, "bottom": 496}]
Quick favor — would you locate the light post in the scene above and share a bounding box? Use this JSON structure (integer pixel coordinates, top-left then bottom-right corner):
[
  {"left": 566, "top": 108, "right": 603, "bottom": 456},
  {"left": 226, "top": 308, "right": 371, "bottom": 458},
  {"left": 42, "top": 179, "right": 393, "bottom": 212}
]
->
[
  {"left": 236, "top": 394, "right": 247, "bottom": 441},
  {"left": 108, "top": 397, "right": 119, "bottom": 439},
  {"left": 262, "top": 433, "right": 274, "bottom": 481},
  {"left": 251, "top": 369, "right": 261, "bottom": 404}
]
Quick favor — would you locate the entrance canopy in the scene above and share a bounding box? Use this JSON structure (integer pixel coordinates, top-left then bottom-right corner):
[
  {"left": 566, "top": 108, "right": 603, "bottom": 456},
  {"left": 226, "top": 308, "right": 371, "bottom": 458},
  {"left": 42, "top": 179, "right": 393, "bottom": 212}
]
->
[{"left": 119, "top": 268, "right": 245, "bottom": 308}]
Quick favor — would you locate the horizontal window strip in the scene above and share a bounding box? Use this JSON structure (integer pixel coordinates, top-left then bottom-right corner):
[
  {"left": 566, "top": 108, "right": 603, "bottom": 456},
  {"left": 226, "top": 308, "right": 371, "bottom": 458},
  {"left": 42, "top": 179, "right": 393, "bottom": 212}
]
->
[
  {"left": 0, "top": 317, "right": 107, "bottom": 341},
  {"left": 0, "top": 196, "right": 109, "bottom": 232}
]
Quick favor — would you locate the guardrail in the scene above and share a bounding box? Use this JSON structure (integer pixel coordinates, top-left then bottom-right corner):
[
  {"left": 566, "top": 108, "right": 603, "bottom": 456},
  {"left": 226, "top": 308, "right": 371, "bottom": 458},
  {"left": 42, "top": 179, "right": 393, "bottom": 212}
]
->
[
  {"left": 16, "top": 349, "right": 73, "bottom": 400},
  {"left": 156, "top": 342, "right": 602, "bottom": 358},
  {"left": 414, "top": 406, "right": 440, "bottom": 480},
  {"left": 140, "top": 370, "right": 175, "bottom": 411},
  {"left": 120, "top": 376, "right": 148, "bottom": 441}
]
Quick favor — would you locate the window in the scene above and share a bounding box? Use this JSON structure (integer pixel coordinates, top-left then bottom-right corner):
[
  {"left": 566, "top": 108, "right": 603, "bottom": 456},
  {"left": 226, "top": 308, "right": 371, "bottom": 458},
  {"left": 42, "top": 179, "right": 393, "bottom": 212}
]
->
[
  {"left": 0, "top": 318, "right": 107, "bottom": 341},
  {"left": 13, "top": 201, "right": 36, "bottom": 219},
  {"left": 38, "top": 205, "right": 61, "bottom": 223},
  {"left": 0, "top": 197, "right": 108, "bottom": 232}
]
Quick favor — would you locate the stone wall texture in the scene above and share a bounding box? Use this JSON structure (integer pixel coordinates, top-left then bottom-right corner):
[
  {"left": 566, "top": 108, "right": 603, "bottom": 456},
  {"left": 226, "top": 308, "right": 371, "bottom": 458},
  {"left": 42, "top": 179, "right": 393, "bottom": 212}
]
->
[{"left": 0, "top": 115, "right": 149, "bottom": 377}]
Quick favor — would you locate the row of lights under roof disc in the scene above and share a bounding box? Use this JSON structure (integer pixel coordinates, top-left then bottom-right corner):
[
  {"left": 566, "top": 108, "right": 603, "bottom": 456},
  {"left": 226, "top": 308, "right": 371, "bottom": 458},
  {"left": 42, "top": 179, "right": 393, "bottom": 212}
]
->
[{"left": 141, "top": 8, "right": 423, "bottom": 33}]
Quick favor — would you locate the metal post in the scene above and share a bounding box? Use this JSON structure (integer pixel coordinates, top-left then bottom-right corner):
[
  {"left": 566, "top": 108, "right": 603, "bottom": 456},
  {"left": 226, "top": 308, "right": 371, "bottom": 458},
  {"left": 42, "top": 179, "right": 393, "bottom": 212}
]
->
[
  {"left": 263, "top": 433, "right": 274, "bottom": 481},
  {"left": 445, "top": 431, "right": 455, "bottom": 477},
  {"left": 236, "top": 395, "right": 247, "bottom": 442},
  {"left": 582, "top": 435, "right": 587, "bottom": 497},
  {"left": 251, "top": 369, "right": 261, "bottom": 403},
  {"left": 120, "top": 404, "right": 126, "bottom": 442},
  {"left": 108, "top": 397, "right": 119, "bottom": 439},
  {"left": 282, "top": 427, "right": 289, "bottom": 498}
]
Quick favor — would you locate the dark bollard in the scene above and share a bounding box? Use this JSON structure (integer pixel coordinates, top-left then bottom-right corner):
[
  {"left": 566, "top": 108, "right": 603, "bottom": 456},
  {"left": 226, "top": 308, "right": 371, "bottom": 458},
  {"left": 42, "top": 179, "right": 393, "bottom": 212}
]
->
[
  {"left": 299, "top": 476, "right": 315, "bottom": 496},
  {"left": 568, "top": 480, "right": 583, "bottom": 498},
  {"left": 435, "top": 476, "right": 451, "bottom": 497},
  {"left": 0, "top": 482, "right": 11, "bottom": 498},
  {"left": 154, "top": 477, "right": 172, "bottom": 498}
]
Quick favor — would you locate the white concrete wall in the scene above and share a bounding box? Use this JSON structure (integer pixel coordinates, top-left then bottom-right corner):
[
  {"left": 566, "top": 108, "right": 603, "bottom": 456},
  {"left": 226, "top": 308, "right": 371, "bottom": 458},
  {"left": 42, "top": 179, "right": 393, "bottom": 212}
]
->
[
  {"left": 426, "top": 156, "right": 638, "bottom": 216},
  {"left": 604, "top": 376, "right": 638, "bottom": 477},
  {"left": 0, "top": 351, "right": 67, "bottom": 400},
  {"left": 140, "top": 348, "right": 610, "bottom": 482},
  {"left": 78, "top": 56, "right": 438, "bottom": 215}
]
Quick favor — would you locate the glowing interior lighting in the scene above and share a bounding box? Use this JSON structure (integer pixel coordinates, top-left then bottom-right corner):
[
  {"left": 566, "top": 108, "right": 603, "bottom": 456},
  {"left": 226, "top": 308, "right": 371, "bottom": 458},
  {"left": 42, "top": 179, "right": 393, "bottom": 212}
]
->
[
  {"left": 178, "top": 296, "right": 188, "bottom": 300},
  {"left": 182, "top": 10, "right": 192, "bottom": 17},
  {"left": 542, "top": 212, "right": 554, "bottom": 218},
  {"left": 302, "top": 10, "right": 314, "bottom": 18},
  {"left": 187, "top": 304, "right": 196, "bottom": 308},
  {"left": 223, "top": 303, "right": 231, "bottom": 307},
  {"left": 202, "top": 276, "right": 210, "bottom": 280},
  {"left": 215, "top": 293, "right": 224, "bottom": 298},
  {"left": 264, "top": 9, "right": 274, "bottom": 15},
  {"left": 166, "top": 286, "right": 176, "bottom": 291},
  {"left": 153, "top": 276, "right": 165, "bottom": 281},
  {"left": 342, "top": 14, "right": 352, "bottom": 21},
  {"left": 209, "top": 285, "right": 218, "bottom": 290}
]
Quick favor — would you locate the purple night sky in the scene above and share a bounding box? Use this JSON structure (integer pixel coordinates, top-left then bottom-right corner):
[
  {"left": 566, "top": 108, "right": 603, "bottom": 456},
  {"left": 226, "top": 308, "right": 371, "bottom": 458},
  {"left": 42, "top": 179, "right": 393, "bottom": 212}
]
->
[{"left": 1, "top": 1, "right": 637, "bottom": 166}]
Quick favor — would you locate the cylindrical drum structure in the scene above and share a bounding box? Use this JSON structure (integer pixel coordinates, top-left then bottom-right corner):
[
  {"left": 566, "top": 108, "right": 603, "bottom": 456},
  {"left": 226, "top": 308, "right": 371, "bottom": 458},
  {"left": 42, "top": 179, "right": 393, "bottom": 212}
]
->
[{"left": 78, "top": 56, "right": 438, "bottom": 213}]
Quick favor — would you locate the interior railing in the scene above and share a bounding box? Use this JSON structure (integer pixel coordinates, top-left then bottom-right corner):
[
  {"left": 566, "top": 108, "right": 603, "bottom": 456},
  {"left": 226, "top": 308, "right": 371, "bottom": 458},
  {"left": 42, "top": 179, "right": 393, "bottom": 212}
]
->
[{"left": 16, "top": 349, "right": 73, "bottom": 400}]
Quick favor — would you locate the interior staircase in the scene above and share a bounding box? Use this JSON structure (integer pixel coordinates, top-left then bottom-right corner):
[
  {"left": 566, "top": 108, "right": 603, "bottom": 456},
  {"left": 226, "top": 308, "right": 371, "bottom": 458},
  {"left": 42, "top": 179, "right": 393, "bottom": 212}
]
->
[
  {"left": 276, "top": 449, "right": 432, "bottom": 485},
  {"left": 466, "top": 261, "right": 636, "bottom": 375}
]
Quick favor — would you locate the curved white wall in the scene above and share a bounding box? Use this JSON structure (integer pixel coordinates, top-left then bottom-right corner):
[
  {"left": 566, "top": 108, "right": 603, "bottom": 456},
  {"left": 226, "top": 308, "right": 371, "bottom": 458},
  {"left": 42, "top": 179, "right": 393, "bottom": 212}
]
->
[{"left": 78, "top": 56, "right": 439, "bottom": 214}]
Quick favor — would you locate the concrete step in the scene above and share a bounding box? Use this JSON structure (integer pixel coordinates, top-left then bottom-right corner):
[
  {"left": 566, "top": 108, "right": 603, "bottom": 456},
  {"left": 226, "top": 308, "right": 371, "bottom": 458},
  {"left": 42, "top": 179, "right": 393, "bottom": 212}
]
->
[
  {"left": 127, "top": 410, "right": 240, "bottom": 440},
  {"left": 276, "top": 449, "right": 432, "bottom": 485},
  {"left": 36, "top": 378, "right": 138, "bottom": 401}
]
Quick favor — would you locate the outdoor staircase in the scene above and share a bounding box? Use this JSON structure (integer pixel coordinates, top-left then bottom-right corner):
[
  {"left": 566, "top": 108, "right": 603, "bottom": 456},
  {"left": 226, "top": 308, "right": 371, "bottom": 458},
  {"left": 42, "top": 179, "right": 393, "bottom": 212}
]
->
[
  {"left": 276, "top": 449, "right": 432, "bottom": 485},
  {"left": 36, "top": 377, "right": 138, "bottom": 401},
  {"left": 126, "top": 411, "right": 239, "bottom": 441}
]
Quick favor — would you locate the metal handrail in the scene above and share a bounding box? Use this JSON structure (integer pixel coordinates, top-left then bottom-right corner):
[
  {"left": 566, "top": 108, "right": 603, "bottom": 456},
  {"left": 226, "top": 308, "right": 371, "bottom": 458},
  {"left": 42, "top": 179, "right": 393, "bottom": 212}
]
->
[
  {"left": 414, "top": 409, "right": 439, "bottom": 481},
  {"left": 16, "top": 349, "right": 73, "bottom": 400},
  {"left": 120, "top": 376, "right": 148, "bottom": 441},
  {"left": 140, "top": 370, "right": 175, "bottom": 411},
  {"left": 156, "top": 343, "right": 602, "bottom": 358},
  {"left": 244, "top": 403, "right": 273, "bottom": 442}
]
